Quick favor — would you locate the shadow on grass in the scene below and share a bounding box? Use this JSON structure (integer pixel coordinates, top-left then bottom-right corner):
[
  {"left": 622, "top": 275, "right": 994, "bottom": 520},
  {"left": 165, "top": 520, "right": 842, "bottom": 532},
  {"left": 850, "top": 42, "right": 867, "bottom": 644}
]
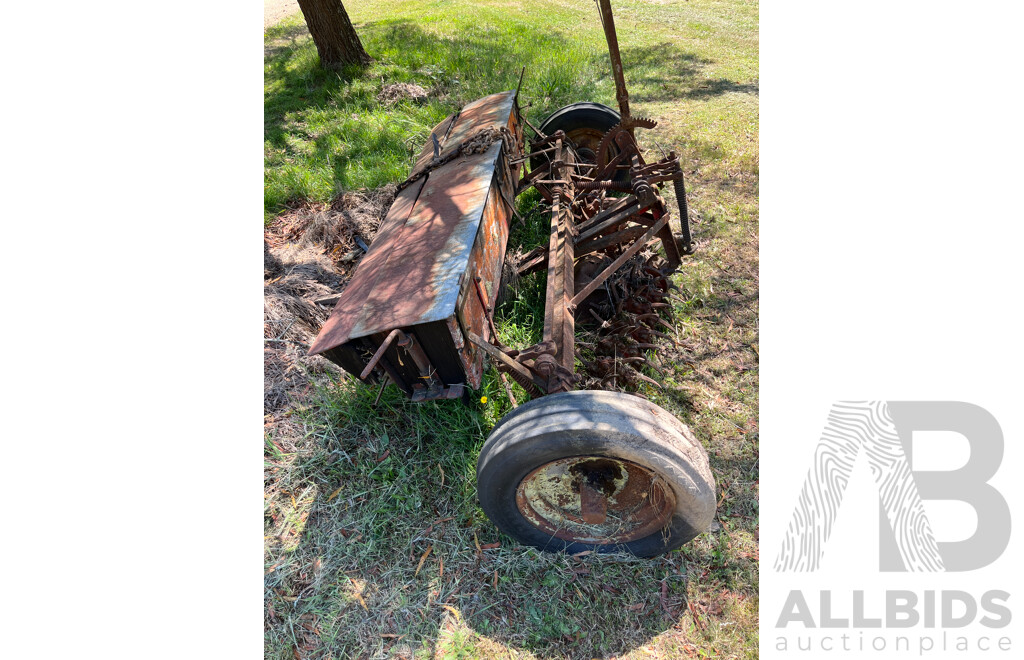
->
[
  {"left": 595, "top": 43, "right": 756, "bottom": 104},
  {"left": 264, "top": 18, "right": 600, "bottom": 213},
  {"left": 263, "top": 21, "right": 312, "bottom": 59},
  {"left": 265, "top": 376, "right": 700, "bottom": 660},
  {"left": 686, "top": 78, "right": 759, "bottom": 99}
]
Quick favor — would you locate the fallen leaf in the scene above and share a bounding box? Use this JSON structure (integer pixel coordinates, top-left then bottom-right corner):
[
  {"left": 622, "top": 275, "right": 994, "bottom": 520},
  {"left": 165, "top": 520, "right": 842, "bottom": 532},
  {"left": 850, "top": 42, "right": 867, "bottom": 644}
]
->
[
  {"left": 627, "top": 603, "right": 644, "bottom": 612},
  {"left": 660, "top": 579, "right": 672, "bottom": 616},
  {"left": 414, "top": 545, "right": 433, "bottom": 577},
  {"left": 688, "top": 600, "right": 706, "bottom": 631},
  {"left": 480, "top": 542, "right": 500, "bottom": 550},
  {"left": 326, "top": 487, "right": 343, "bottom": 501}
]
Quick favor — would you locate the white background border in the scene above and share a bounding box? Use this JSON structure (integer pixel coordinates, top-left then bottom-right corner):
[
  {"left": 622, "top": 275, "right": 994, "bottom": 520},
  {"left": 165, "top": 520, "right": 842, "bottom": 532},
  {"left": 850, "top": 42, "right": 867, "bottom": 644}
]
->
[{"left": 762, "top": 0, "right": 1023, "bottom": 657}]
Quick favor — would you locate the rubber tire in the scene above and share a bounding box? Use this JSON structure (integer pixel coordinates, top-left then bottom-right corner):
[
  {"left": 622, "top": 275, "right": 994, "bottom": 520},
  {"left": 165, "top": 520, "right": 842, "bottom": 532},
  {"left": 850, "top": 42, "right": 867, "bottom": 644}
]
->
[
  {"left": 530, "top": 102, "right": 623, "bottom": 178},
  {"left": 476, "top": 390, "right": 716, "bottom": 557}
]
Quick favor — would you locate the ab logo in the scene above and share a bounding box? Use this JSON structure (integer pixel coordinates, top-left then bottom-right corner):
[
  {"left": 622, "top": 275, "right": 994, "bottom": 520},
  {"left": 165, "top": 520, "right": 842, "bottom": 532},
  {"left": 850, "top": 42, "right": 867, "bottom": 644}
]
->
[{"left": 775, "top": 401, "right": 1010, "bottom": 572}]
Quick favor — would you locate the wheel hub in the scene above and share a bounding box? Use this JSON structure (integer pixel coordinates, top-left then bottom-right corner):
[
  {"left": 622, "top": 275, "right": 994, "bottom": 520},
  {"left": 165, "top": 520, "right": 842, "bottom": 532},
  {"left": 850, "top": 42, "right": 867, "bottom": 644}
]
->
[
  {"left": 565, "top": 128, "right": 613, "bottom": 166},
  {"left": 514, "top": 456, "right": 675, "bottom": 544}
]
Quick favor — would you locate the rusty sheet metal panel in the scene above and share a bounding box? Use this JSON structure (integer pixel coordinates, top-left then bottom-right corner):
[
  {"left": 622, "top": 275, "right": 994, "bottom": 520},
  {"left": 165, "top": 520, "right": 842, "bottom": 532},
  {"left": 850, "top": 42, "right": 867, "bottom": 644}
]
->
[
  {"left": 309, "top": 90, "right": 520, "bottom": 394},
  {"left": 454, "top": 175, "right": 511, "bottom": 387},
  {"left": 349, "top": 142, "right": 504, "bottom": 338},
  {"left": 308, "top": 178, "right": 426, "bottom": 356}
]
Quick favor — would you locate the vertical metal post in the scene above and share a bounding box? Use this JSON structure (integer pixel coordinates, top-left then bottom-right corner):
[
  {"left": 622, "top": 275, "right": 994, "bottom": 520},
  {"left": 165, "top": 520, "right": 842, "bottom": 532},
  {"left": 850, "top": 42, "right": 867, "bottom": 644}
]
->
[{"left": 597, "top": 0, "right": 632, "bottom": 136}]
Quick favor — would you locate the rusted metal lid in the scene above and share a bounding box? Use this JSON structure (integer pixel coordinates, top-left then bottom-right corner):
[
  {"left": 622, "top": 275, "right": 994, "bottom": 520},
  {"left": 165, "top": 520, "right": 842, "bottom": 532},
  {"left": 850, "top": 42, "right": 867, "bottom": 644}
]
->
[{"left": 309, "top": 90, "right": 516, "bottom": 356}]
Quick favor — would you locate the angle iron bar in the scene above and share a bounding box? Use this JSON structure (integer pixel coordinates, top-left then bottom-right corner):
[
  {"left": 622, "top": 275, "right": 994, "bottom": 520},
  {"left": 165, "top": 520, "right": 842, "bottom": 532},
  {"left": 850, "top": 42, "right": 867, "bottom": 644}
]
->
[
  {"left": 465, "top": 331, "right": 548, "bottom": 392},
  {"left": 522, "top": 115, "right": 548, "bottom": 140},
  {"left": 658, "top": 211, "right": 683, "bottom": 269},
  {"left": 570, "top": 214, "right": 670, "bottom": 307},
  {"left": 576, "top": 196, "right": 638, "bottom": 235},
  {"left": 542, "top": 140, "right": 565, "bottom": 346},
  {"left": 575, "top": 223, "right": 651, "bottom": 257},
  {"left": 560, "top": 191, "right": 576, "bottom": 372},
  {"left": 576, "top": 202, "right": 643, "bottom": 243},
  {"left": 473, "top": 276, "right": 500, "bottom": 343}
]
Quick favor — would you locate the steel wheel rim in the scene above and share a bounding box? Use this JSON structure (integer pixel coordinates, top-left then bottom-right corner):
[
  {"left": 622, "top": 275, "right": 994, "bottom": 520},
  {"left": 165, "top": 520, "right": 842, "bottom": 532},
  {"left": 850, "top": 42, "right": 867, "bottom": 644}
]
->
[
  {"left": 566, "top": 127, "right": 614, "bottom": 165},
  {"left": 514, "top": 455, "right": 675, "bottom": 544}
]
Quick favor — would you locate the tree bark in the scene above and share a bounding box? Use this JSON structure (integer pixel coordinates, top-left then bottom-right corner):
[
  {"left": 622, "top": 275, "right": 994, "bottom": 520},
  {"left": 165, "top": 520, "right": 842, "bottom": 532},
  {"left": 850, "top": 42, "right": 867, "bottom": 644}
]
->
[{"left": 296, "top": 0, "right": 372, "bottom": 69}]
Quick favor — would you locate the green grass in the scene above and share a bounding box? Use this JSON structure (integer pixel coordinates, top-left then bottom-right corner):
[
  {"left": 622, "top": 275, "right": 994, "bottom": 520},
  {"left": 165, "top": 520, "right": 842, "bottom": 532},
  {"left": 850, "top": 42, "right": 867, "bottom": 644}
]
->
[
  {"left": 264, "top": 0, "right": 757, "bottom": 220},
  {"left": 265, "top": 1, "right": 758, "bottom": 658}
]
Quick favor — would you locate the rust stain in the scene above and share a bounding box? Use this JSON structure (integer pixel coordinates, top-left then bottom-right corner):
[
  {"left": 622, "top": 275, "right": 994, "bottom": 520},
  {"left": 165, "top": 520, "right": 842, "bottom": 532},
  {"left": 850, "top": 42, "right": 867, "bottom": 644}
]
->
[
  {"left": 515, "top": 456, "right": 675, "bottom": 544},
  {"left": 309, "top": 91, "right": 519, "bottom": 364}
]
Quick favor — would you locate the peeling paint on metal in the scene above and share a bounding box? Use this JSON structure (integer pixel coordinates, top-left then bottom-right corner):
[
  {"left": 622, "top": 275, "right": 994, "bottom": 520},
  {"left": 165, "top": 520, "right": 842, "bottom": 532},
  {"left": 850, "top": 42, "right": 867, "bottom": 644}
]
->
[
  {"left": 515, "top": 456, "right": 675, "bottom": 544},
  {"left": 310, "top": 91, "right": 518, "bottom": 358}
]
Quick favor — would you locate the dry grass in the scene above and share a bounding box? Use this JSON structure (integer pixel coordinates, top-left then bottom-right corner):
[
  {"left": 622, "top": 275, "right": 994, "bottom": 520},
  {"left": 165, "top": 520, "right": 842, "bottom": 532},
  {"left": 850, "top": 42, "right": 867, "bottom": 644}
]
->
[
  {"left": 378, "top": 82, "right": 429, "bottom": 105},
  {"left": 264, "top": 185, "right": 396, "bottom": 417}
]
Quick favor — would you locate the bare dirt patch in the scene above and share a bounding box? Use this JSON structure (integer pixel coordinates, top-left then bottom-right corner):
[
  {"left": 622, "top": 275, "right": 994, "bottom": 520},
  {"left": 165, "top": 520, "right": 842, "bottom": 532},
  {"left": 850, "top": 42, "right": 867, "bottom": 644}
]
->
[{"left": 264, "top": 0, "right": 300, "bottom": 29}]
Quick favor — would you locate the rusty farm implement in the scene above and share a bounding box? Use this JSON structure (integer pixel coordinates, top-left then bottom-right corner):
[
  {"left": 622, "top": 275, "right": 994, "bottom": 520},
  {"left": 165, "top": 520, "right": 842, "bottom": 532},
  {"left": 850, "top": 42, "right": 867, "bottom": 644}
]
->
[{"left": 308, "top": 0, "right": 716, "bottom": 556}]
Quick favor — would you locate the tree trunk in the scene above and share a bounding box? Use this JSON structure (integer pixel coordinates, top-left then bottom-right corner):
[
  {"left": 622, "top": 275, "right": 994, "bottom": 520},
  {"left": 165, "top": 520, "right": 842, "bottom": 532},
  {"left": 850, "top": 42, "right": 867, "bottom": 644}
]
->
[{"left": 296, "top": 0, "right": 372, "bottom": 69}]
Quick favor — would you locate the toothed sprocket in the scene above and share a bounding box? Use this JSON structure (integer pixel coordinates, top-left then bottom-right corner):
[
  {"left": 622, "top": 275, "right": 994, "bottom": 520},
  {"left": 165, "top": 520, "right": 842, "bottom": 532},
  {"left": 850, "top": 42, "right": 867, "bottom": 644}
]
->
[{"left": 595, "top": 117, "right": 658, "bottom": 170}]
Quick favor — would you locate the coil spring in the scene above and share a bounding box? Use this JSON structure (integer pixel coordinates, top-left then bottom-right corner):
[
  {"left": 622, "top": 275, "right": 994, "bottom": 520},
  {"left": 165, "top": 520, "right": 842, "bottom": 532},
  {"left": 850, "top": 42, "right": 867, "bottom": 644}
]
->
[
  {"left": 673, "top": 174, "right": 693, "bottom": 253},
  {"left": 505, "top": 366, "right": 543, "bottom": 397}
]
